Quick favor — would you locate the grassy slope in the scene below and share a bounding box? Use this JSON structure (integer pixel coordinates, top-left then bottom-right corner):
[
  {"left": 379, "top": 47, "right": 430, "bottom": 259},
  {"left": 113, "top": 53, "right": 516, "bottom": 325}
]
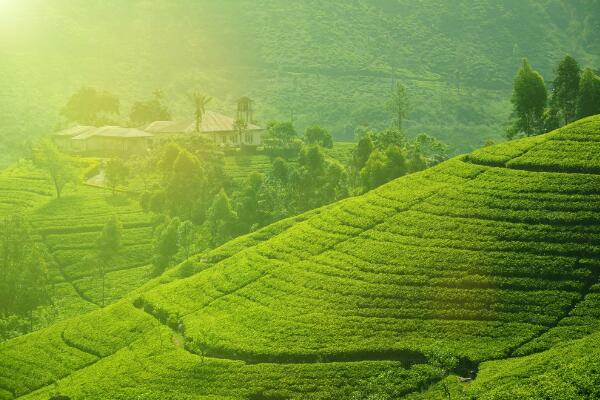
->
[
  {"left": 2, "top": 116, "right": 600, "bottom": 399},
  {"left": 1, "top": 0, "right": 598, "bottom": 164},
  {"left": 0, "top": 144, "right": 353, "bottom": 332},
  {"left": 0, "top": 161, "right": 154, "bottom": 329}
]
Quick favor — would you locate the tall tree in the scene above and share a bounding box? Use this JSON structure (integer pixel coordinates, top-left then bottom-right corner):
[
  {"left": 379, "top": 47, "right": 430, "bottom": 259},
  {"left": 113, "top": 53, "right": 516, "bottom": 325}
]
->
[
  {"left": 269, "top": 157, "right": 290, "bottom": 185},
  {"left": 384, "top": 145, "right": 408, "bottom": 180},
  {"left": 33, "top": 139, "right": 76, "bottom": 199},
  {"left": 304, "top": 125, "right": 333, "bottom": 148},
  {"left": 235, "top": 172, "right": 265, "bottom": 233},
  {"left": 296, "top": 145, "right": 330, "bottom": 210},
  {"left": 360, "top": 150, "right": 389, "bottom": 191},
  {"left": 267, "top": 121, "right": 298, "bottom": 149},
  {"left": 166, "top": 150, "right": 206, "bottom": 218},
  {"left": 159, "top": 142, "right": 183, "bottom": 183},
  {"left": 61, "top": 87, "right": 120, "bottom": 125},
  {"left": 551, "top": 55, "right": 581, "bottom": 125},
  {"left": 104, "top": 158, "right": 129, "bottom": 195},
  {"left": 189, "top": 92, "right": 212, "bottom": 132},
  {"left": 178, "top": 220, "right": 196, "bottom": 260},
  {"left": 386, "top": 82, "right": 410, "bottom": 130},
  {"left": 577, "top": 68, "right": 600, "bottom": 119},
  {"left": 352, "top": 135, "right": 374, "bottom": 172},
  {"left": 0, "top": 216, "right": 49, "bottom": 332},
  {"left": 153, "top": 218, "right": 180, "bottom": 275},
  {"left": 207, "top": 190, "right": 237, "bottom": 247},
  {"left": 96, "top": 217, "right": 123, "bottom": 307},
  {"left": 322, "top": 160, "right": 349, "bottom": 202},
  {"left": 129, "top": 91, "right": 171, "bottom": 126},
  {"left": 508, "top": 59, "right": 548, "bottom": 138},
  {"left": 410, "top": 133, "right": 450, "bottom": 167},
  {"left": 373, "top": 129, "right": 406, "bottom": 150}
]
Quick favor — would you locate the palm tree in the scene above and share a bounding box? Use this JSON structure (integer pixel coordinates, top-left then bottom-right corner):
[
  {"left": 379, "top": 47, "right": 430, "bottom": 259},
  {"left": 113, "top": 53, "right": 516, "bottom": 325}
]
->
[{"left": 189, "top": 91, "right": 212, "bottom": 132}]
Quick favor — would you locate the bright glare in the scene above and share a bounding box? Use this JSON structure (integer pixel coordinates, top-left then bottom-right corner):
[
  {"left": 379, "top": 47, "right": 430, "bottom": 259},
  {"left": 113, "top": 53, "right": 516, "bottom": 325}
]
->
[{"left": 0, "top": 0, "right": 19, "bottom": 16}]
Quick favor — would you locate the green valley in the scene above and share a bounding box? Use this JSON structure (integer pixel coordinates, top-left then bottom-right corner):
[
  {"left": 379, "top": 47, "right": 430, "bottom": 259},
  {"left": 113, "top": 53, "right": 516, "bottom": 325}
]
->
[
  {"left": 2, "top": 116, "right": 600, "bottom": 398},
  {"left": 2, "top": 2, "right": 600, "bottom": 399}
]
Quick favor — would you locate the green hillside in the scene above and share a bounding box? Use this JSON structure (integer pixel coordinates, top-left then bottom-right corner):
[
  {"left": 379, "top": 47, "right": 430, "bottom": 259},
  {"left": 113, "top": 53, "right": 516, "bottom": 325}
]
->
[
  {"left": 0, "top": 161, "right": 155, "bottom": 327},
  {"left": 0, "top": 142, "right": 354, "bottom": 335},
  {"left": 1, "top": 0, "right": 599, "bottom": 165},
  {"left": 2, "top": 116, "right": 600, "bottom": 399}
]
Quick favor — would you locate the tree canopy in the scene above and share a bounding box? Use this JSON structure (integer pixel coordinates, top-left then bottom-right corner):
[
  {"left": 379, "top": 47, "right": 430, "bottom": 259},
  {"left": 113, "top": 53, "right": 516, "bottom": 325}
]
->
[
  {"left": 551, "top": 55, "right": 581, "bottom": 125},
  {"left": 509, "top": 59, "right": 548, "bottom": 138},
  {"left": 61, "top": 87, "right": 120, "bottom": 125},
  {"left": 577, "top": 68, "right": 600, "bottom": 119},
  {"left": 0, "top": 216, "right": 49, "bottom": 333},
  {"left": 129, "top": 93, "right": 171, "bottom": 126},
  {"left": 304, "top": 125, "right": 333, "bottom": 148},
  {"left": 33, "top": 140, "right": 76, "bottom": 199}
]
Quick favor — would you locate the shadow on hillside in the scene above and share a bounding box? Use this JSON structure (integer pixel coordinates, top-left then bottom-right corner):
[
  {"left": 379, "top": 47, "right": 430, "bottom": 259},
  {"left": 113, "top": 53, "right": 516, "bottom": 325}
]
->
[{"left": 104, "top": 193, "right": 131, "bottom": 206}]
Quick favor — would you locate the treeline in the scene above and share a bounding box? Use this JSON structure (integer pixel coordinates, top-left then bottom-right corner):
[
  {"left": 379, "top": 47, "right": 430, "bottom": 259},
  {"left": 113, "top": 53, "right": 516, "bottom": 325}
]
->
[
  {"left": 59, "top": 87, "right": 171, "bottom": 128},
  {"left": 126, "top": 123, "right": 448, "bottom": 275},
  {"left": 0, "top": 82, "right": 448, "bottom": 335},
  {"left": 508, "top": 55, "right": 600, "bottom": 138}
]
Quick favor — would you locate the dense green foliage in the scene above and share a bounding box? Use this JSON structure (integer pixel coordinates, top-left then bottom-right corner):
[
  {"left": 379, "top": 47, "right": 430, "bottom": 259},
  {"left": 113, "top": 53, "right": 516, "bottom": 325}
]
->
[
  {"left": 550, "top": 55, "right": 581, "bottom": 125},
  {"left": 128, "top": 91, "right": 171, "bottom": 127},
  {"left": 1, "top": 2, "right": 600, "bottom": 397},
  {"left": 2, "top": 116, "right": 600, "bottom": 398},
  {"left": 507, "top": 54, "right": 600, "bottom": 139},
  {"left": 576, "top": 67, "right": 600, "bottom": 119},
  {"left": 60, "top": 87, "right": 120, "bottom": 126},
  {"left": 2, "top": 0, "right": 599, "bottom": 166},
  {"left": 0, "top": 216, "right": 49, "bottom": 338},
  {"left": 509, "top": 59, "right": 548, "bottom": 137},
  {"left": 0, "top": 134, "right": 368, "bottom": 341}
]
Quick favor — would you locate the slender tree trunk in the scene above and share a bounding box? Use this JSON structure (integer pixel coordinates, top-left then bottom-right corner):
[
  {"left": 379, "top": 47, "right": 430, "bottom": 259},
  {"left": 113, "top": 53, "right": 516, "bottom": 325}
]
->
[
  {"left": 100, "top": 262, "right": 105, "bottom": 307},
  {"left": 397, "top": 103, "right": 402, "bottom": 131},
  {"left": 53, "top": 175, "right": 61, "bottom": 199}
]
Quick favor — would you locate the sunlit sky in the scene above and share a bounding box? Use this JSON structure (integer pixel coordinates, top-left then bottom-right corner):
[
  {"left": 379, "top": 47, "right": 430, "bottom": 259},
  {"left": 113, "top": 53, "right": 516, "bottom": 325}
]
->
[
  {"left": 0, "top": 0, "right": 39, "bottom": 48},
  {"left": 0, "top": 0, "right": 25, "bottom": 23}
]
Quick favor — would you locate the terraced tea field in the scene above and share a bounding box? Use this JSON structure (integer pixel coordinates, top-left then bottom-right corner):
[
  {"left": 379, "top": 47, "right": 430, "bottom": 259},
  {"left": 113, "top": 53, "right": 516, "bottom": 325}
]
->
[
  {"left": 1, "top": 142, "right": 353, "bottom": 332},
  {"left": 223, "top": 142, "right": 355, "bottom": 181},
  {"left": 0, "top": 162, "right": 54, "bottom": 215},
  {"left": 2, "top": 116, "right": 600, "bottom": 399},
  {"left": 0, "top": 162, "right": 155, "bottom": 328},
  {"left": 31, "top": 186, "right": 155, "bottom": 311}
]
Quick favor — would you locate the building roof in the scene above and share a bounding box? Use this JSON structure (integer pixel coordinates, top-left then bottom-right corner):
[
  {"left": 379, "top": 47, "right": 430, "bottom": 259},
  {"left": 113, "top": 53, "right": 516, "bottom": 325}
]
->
[
  {"left": 144, "top": 111, "right": 263, "bottom": 134},
  {"left": 52, "top": 125, "right": 97, "bottom": 137},
  {"left": 70, "top": 126, "right": 153, "bottom": 140}
]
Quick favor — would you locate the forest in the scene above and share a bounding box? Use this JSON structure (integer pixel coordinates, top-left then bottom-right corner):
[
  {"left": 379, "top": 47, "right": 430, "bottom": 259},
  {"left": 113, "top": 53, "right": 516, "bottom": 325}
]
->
[{"left": 1, "top": 1, "right": 600, "bottom": 399}]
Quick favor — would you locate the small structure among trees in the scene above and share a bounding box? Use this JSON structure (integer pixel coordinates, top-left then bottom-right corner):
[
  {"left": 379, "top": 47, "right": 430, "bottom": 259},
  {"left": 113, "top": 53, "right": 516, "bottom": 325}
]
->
[
  {"left": 144, "top": 110, "right": 266, "bottom": 147},
  {"left": 51, "top": 126, "right": 153, "bottom": 156},
  {"left": 53, "top": 89, "right": 267, "bottom": 157}
]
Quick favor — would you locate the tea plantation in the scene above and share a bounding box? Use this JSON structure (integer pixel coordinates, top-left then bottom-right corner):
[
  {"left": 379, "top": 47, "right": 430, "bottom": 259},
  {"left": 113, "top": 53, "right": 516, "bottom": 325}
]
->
[
  {"left": 223, "top": 142, "right": 355, "bottom": 181},
  {"left": 0, "top": 161, "right": 155, "bottom": 327},
  {"left": 2, "top": 116, "right": 600, "bottom": 399}
]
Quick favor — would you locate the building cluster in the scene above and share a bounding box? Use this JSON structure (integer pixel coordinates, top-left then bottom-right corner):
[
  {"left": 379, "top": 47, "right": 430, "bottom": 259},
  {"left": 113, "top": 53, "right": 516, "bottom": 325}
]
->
[{"left": 52, "top": 110, "right": 266, "bottom": 155}]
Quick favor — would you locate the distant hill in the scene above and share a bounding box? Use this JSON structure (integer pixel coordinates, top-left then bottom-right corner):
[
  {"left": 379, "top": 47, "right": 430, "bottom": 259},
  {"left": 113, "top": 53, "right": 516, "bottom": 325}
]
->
[
  {"left": 1, "top": 0, "right": 599, "bottom": 165},
  {"left": 2, "top": 115, "right": 600, "bottom": 399}
]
